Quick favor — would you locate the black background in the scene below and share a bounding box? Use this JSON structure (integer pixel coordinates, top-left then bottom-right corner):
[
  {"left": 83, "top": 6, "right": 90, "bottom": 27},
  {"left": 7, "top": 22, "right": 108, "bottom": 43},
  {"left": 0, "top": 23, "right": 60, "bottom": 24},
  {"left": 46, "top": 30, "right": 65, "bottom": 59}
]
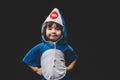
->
[{"left": 1, "top": 0, "right": 118, "bottom": 80}]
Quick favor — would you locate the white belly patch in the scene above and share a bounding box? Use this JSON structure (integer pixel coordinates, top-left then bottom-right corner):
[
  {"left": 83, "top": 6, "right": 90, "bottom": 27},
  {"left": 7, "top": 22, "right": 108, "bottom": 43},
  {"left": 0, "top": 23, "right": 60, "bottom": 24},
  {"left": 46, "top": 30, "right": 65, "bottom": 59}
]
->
[{"left": 41, "top": 49, "right": 66, "bottom": 80}]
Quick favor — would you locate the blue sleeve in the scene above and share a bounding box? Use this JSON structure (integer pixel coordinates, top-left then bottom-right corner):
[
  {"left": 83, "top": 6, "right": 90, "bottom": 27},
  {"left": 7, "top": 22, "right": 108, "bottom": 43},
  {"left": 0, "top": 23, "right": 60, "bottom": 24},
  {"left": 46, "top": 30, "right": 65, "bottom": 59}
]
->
[
  {"left": 22, "top": 43, "right": 43, "bottom": 67},
  {"left": 65, "top": 45, "right": 79, "bottom": 65}
]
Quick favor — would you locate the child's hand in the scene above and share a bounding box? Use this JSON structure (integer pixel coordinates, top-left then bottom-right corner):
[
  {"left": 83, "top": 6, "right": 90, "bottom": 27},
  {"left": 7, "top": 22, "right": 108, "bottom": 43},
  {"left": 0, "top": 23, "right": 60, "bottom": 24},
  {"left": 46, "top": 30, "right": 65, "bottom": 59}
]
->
[
  {"left": 66, "top": 67, "right": 71, "bottom": 71},
  {"left": 29, "top": 66, "right": 42, "bottom": 76},
  {"left": 66, "top": 60, "right": 77, "bottom": 71},
  {"left": 36, "top": 68, "right": 42, "bottom": 76}
]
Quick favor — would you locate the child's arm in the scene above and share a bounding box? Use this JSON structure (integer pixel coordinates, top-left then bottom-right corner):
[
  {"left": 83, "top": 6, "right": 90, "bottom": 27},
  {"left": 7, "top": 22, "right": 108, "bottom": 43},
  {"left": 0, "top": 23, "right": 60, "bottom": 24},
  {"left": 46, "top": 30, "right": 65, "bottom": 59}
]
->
[
  {"left": 66, "top": 59, "right": 77, "bottom": 71},
  {"left": 28, "top": 65, "right": 42, "bottom": 76}
]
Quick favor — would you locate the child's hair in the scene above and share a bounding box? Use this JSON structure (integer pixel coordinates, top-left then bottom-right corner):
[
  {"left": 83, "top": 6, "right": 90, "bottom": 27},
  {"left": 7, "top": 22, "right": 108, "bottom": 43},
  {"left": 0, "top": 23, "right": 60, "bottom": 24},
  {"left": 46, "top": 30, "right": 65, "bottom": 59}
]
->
[{"left": 43, "top": 21, "right": 63, "bottom": 41}]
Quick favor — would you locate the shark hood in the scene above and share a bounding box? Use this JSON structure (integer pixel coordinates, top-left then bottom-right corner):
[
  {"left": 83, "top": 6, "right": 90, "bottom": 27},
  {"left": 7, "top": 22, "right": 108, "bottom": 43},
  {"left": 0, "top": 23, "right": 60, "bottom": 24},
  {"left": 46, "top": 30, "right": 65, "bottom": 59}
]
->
[{"left": 41, "top": 8, "right": 67, "bottom": 43}]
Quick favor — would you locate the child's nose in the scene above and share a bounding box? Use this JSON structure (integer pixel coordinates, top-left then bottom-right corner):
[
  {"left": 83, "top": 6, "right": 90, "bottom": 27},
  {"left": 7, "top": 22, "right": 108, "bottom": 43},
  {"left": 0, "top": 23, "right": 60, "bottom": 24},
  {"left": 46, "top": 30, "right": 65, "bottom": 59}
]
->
[{"left": 51, "top": 29, "right": 56, "bottom": 33}]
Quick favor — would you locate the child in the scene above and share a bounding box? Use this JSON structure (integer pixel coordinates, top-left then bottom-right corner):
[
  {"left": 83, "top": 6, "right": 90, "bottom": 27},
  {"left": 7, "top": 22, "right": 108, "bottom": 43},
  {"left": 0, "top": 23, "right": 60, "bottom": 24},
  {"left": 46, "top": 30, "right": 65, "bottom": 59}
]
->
[{"left": 22, "top": 8, "right": 78, "bottom": 80}]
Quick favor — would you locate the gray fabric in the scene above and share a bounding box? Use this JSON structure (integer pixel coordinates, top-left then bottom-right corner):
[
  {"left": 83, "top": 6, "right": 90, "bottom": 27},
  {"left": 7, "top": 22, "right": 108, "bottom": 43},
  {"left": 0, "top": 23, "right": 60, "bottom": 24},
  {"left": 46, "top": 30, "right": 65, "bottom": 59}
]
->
[{"left": 41, "top": 49, "right": 66, "bottom": 80}]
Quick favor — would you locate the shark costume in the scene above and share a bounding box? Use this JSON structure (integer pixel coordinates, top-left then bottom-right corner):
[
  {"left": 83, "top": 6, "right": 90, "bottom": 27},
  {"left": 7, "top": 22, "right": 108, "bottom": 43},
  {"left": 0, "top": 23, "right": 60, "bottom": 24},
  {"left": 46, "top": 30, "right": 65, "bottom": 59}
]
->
[{"left": 23, "top": 8, "right": 78, "bottom": 80}]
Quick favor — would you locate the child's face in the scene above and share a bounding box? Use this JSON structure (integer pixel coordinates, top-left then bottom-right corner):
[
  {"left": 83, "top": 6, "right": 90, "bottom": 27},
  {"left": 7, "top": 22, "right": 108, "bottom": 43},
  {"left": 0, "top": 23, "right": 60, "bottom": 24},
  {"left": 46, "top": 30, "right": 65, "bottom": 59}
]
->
[{"left": 46, "top": 23, "right": 62, "bottom": 42}]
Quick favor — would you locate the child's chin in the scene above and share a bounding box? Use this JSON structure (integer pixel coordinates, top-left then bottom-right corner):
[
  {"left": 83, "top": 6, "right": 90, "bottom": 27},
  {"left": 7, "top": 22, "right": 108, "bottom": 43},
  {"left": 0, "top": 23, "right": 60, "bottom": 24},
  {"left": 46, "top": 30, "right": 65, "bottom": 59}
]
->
[
  {"left": 51, "top": 39, "right": 57, "bottom": 42},
  {"left": 50, "top": 38, "right": 58, "bottom": 41}
]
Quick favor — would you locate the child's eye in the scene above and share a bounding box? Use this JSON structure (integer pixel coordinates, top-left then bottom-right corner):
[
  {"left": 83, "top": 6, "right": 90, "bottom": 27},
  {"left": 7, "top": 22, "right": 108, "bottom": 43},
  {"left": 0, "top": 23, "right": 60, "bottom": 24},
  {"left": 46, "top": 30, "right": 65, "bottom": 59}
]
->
[
  {"left": 56, "top": 27, "right": 62, "bottom": 30},
  {"left": 56, "top": 28, "right": 60, "bottom": 30},
  {"left": 48, "top": 28, "right": 52, "bottom": 30},
  {"left": 47, "top": 26, "right": 52, "bottom": 30}
]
